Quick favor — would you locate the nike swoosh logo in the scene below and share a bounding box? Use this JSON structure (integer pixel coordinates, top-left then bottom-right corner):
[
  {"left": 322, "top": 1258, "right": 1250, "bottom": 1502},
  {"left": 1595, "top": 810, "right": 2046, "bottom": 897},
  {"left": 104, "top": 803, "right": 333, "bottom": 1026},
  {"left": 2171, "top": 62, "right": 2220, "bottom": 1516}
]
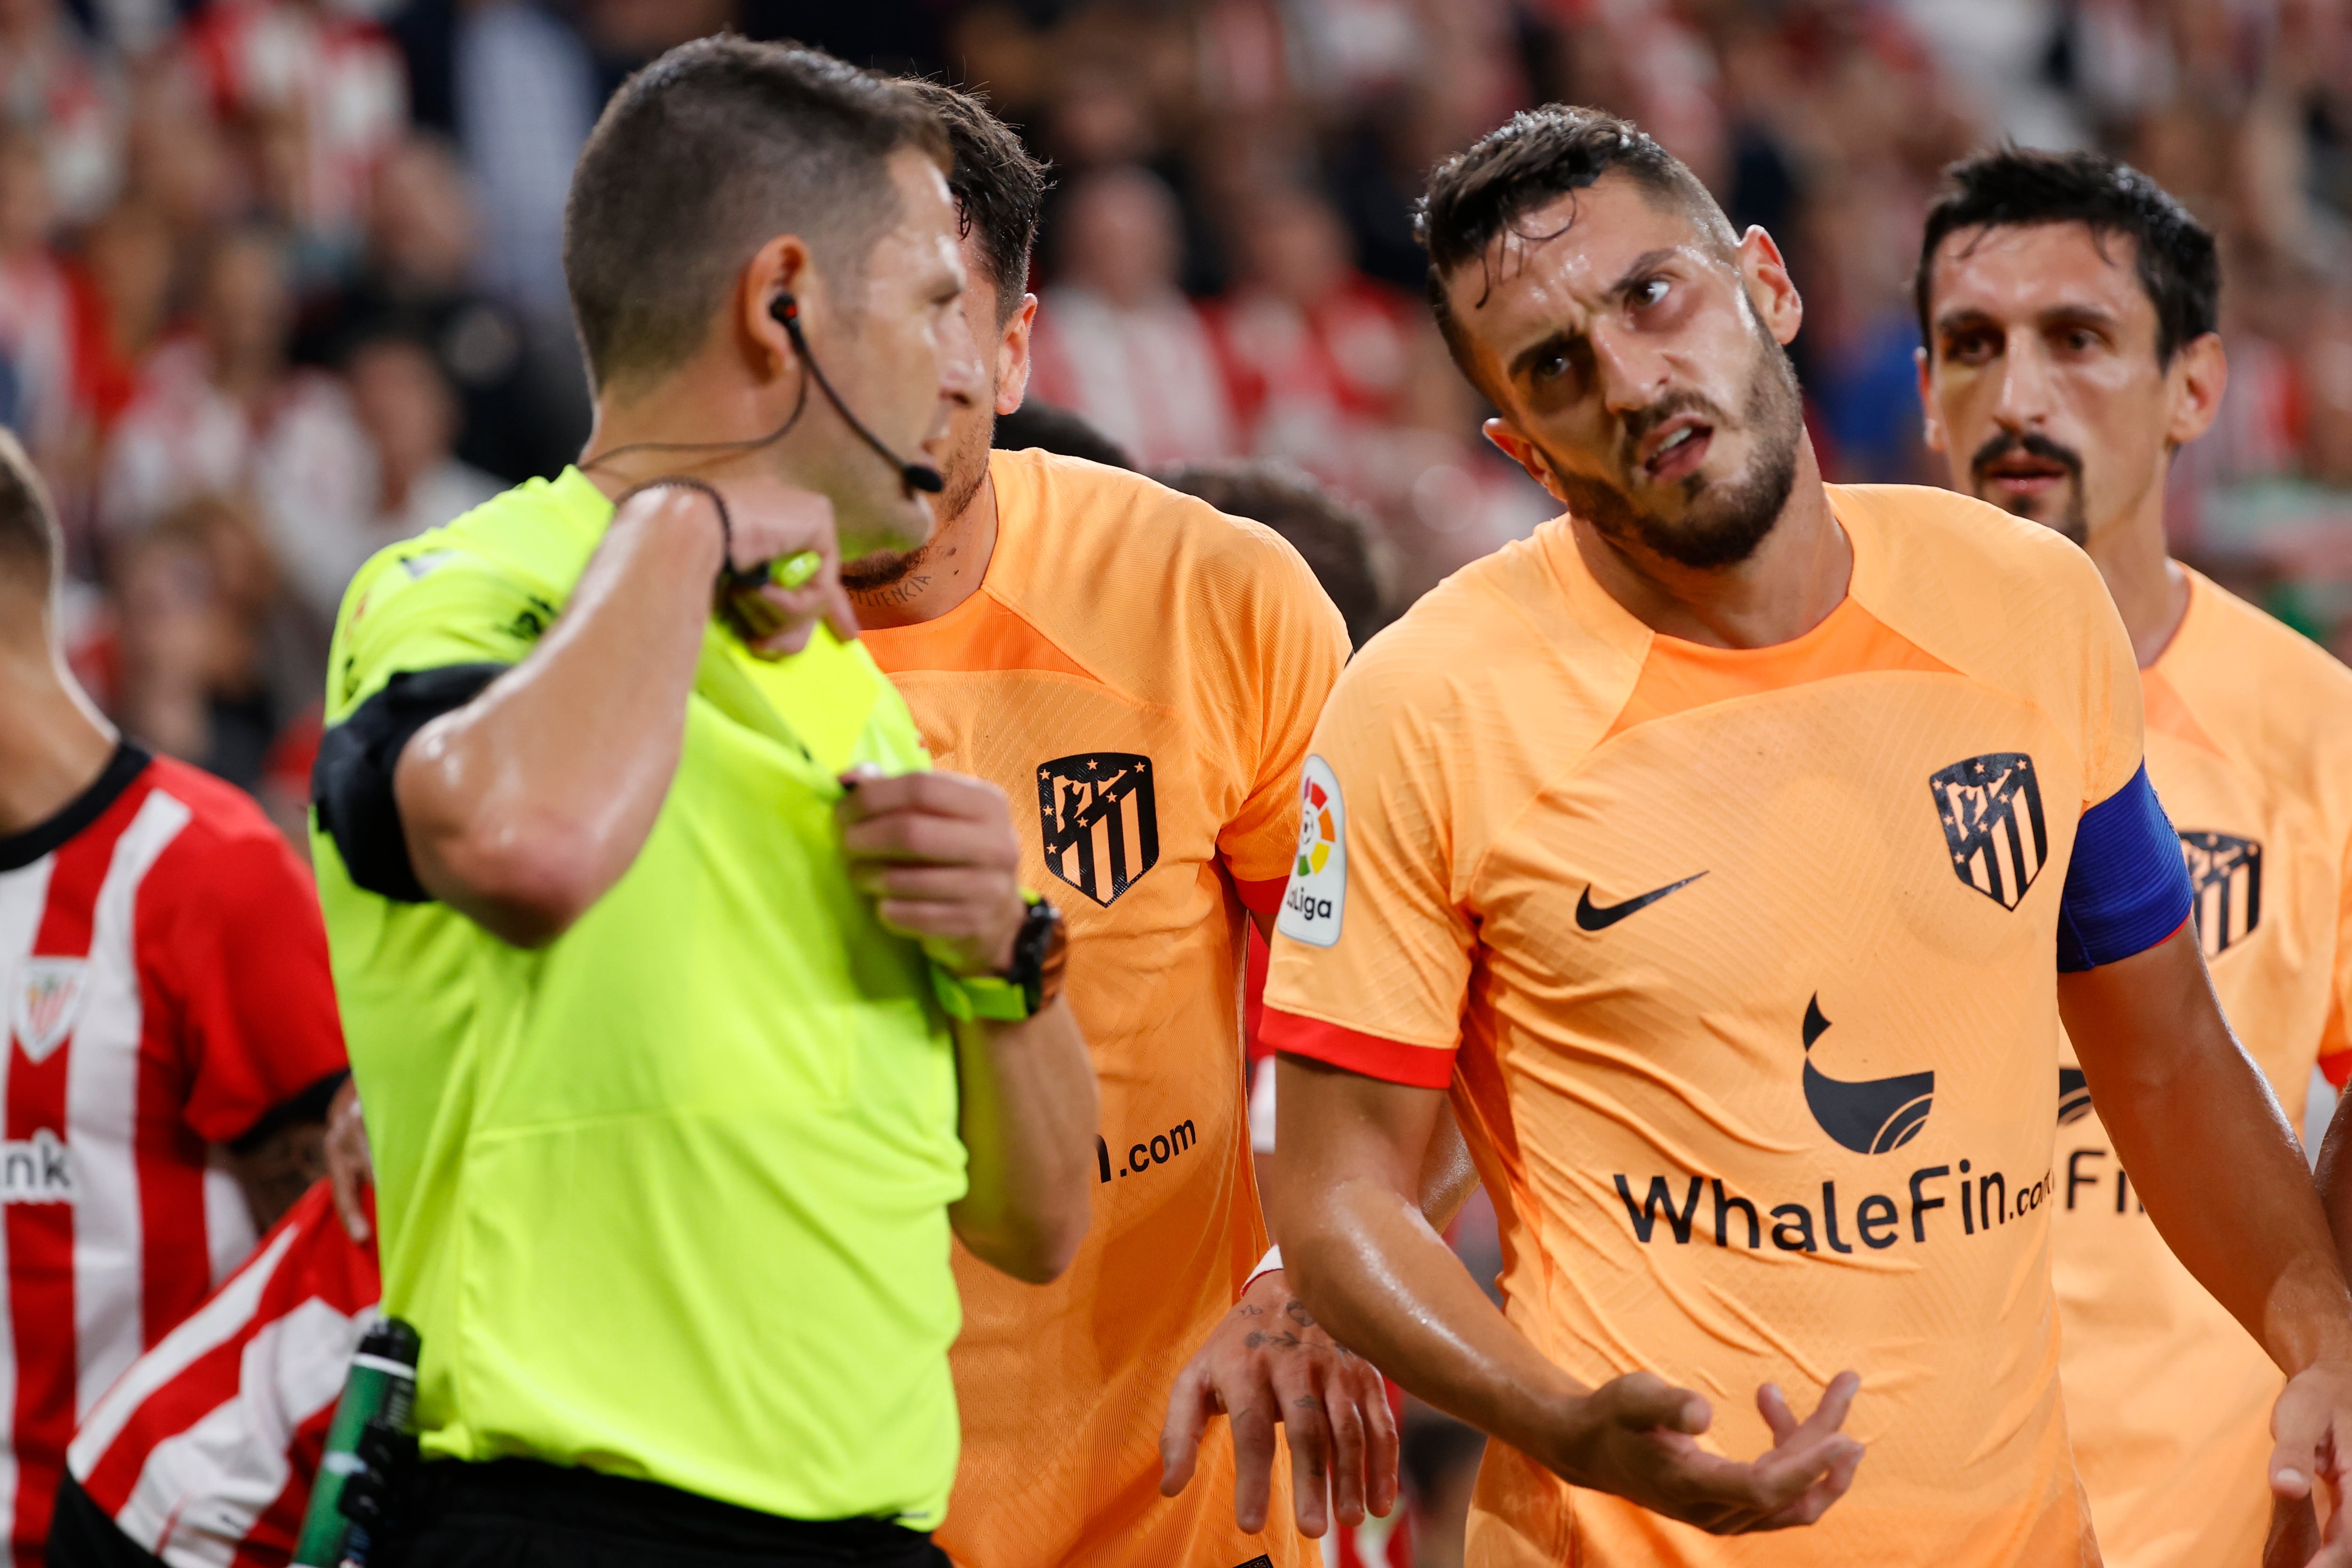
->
[{"left": 1574, "top": 872, "right": 1708, "bottom": 931}]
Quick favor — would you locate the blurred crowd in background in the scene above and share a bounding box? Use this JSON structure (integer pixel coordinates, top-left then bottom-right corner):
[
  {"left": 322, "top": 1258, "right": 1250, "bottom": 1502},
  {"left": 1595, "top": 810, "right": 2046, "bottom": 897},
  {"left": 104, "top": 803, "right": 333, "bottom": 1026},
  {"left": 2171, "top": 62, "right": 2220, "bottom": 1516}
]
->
[{"left": 8, "top": 0, "right": 2352, "bottom": 1560}]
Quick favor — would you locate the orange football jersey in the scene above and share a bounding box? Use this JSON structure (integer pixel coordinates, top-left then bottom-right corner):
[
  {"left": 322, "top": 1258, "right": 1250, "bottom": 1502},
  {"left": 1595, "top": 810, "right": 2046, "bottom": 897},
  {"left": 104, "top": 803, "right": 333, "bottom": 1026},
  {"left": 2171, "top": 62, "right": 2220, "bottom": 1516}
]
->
[
  {"left": 2051, "top": 568, "right": 2352, "bottom": 1568},
  {"left": 1263, "top": 485, "right": 2153, "bottom": 1567},
  {"left": 863, "top": 448, "right": 1349, "bottom": 1568}
]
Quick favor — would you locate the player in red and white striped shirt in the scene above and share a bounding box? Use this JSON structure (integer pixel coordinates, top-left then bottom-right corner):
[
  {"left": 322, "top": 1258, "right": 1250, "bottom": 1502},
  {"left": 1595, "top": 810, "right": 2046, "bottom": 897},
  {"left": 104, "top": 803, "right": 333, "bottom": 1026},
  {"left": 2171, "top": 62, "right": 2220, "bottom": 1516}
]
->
[
  {"left": 0, "top": 431, "right": 348, "bottom": 1566},
  {"left": 54, "top": 1180, "right": 378, "bottom": 1568}
]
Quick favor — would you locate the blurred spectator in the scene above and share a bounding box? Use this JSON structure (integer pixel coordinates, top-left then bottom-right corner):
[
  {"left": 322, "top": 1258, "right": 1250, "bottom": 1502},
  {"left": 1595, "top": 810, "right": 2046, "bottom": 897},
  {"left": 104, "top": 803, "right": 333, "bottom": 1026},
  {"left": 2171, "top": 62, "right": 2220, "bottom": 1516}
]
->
[
  {"left": 182, "top": 0, "right": 408, "bottom": 280},
  {"left": 64, "top": 198, "right": 172, "bottom": 438},
  {"left": 98, "top": 227, "right": 374, "bottom": 626},
  {"left": 992, "top": 397, "right": 1136, "bottom": 469},
  {"left": 1208, "top": 182, "right": 1414, "bottom": 486},
  {"left": 1160, "top": 458, "right": 1390, "bottom": 646},
  {"left": 299, "top": 133, "right": 575, "bottom": 482},
  {"left": 452, "top": 0, "right": 597, "bottom": 320},
  {"left": 336, "top": 328, "right": 498, "bottom": 575},
  {"left": 0, "top": 127, "right": 76, "bottom": 466},
  {"left": 0, "top": 0, "right": 123, "bottom": 225},
  {"left": 1029, "top": 166, "right": 1238, "bottom": 466},
  {"left": 111, "top": 491, "right": 323, "bottom": 801}
]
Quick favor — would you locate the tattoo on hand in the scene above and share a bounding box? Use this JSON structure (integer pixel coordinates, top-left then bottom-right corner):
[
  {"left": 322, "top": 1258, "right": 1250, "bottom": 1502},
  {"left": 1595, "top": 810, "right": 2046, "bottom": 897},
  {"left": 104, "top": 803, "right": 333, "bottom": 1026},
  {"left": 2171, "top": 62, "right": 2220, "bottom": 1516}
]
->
[
  {"left": 1284, "top": 1299, "right": 1316, "bottom": 1329},
  {"left": 1245, "top": 1330, "right": 1308, "bottom": 1351}
]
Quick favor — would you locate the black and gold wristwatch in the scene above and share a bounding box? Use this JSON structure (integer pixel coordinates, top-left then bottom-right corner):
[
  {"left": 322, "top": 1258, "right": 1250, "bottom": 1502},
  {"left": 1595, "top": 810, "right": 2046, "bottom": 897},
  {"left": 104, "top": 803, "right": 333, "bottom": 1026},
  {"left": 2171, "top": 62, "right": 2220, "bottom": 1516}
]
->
[{"left": 931, "top": 894, "right": 1067, "bottom": 1022}]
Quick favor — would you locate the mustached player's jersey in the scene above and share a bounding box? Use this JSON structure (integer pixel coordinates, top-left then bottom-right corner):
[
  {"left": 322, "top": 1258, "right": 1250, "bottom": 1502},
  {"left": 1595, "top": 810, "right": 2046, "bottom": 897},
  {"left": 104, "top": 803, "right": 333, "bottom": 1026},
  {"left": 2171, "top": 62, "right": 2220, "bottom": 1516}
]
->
[
  {"left": 2052, "top": 568, "right": 2352, "bottom": 1568},
  {"left": 862, "top": 448, "right": 1348, "bottom": 1568},
  {"left": 1264, "top": 485, "right": 2187, "bottom": 1568}
]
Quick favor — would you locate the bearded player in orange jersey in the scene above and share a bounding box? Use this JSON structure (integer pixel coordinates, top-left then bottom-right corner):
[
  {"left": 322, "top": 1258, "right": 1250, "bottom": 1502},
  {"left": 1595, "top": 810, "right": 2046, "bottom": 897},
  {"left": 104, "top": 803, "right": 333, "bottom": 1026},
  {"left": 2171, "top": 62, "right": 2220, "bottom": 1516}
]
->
[
  {"left": 1262, "top": 105, "right": 2352, "bottom": 1568},
  {"left": 847, "top": 82, "right": 1474, "bottom": 1568},
  {"left": 1915, "top": 145, "right": 2352, "bottom": 1568}
]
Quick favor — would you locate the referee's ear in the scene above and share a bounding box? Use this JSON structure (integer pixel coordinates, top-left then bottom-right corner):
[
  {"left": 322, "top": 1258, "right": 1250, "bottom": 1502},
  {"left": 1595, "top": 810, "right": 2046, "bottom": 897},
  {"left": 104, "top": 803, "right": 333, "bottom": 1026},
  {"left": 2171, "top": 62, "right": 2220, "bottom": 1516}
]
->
[{"left": 740, "top": 233, "right": 820, "bottom": 390}]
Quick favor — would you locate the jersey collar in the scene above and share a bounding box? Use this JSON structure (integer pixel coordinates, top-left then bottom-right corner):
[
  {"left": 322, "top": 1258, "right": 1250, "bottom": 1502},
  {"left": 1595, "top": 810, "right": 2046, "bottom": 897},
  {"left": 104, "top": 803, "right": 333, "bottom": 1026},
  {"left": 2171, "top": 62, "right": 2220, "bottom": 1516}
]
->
[{"left": 0, "top": 742, "right": 152, "bottom": 873}]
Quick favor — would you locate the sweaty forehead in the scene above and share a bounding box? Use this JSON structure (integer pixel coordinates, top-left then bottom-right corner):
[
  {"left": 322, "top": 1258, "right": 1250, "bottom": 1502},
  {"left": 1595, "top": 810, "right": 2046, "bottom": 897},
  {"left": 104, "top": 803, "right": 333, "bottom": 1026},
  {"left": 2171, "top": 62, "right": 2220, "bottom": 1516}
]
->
[
  {"left": 1445, "top": 178, "right": 1711, "bottom": 346},
  {"left": 1929, "top": 222, "right": 2149, "bottom": 325}
]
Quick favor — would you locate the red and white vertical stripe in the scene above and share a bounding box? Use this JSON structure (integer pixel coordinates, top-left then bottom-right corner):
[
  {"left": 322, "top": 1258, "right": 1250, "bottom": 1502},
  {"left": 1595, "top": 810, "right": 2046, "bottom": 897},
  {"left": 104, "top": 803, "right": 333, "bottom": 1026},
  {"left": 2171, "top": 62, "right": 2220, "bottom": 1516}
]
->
[
  {"left": 69, "top": 1181, "right": 379, "bottom": 1568},
  {"left": 0, "top": 777, "right": 250, "bottom": 1563}
]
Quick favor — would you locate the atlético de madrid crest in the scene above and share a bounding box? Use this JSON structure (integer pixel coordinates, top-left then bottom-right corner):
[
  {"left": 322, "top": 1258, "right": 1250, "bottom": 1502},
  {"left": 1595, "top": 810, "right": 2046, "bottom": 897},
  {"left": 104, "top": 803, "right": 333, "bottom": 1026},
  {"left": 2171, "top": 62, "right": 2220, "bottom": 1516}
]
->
[
  {"left": 13, "top": 958, "right": 88, "bottom": 1064},
  {"left": 1036, "top": 752, "right": 1159, "bottom": 907},
  {"left": 1930, "top": 752, "right": 2047, "bottom": 911}
]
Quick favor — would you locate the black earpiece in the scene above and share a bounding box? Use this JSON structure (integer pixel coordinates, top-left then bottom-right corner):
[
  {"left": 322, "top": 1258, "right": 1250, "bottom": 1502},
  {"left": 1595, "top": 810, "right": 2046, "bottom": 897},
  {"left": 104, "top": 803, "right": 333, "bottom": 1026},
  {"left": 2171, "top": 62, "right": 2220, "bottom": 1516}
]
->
[{"left": 770, "top": 293, "right": 946, "bottom": 497}]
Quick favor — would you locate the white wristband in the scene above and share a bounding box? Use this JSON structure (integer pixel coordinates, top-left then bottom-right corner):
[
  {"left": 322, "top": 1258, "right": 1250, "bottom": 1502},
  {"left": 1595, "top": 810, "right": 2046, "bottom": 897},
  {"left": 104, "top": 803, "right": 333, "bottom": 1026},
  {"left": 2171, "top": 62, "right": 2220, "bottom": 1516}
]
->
[{"left": 1242, "top": 1244, "right": 1283, "bottom": 1295}]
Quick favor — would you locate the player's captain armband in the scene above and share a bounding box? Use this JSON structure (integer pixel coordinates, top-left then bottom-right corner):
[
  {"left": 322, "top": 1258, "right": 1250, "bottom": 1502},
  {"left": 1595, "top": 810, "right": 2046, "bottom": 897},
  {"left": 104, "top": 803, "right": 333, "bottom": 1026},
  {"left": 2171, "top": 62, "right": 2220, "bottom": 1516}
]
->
[
  {"left": 2057, "top": 763, "right": 2194, "bottom": 972},
  {"left": 1276, "top": 756, "right": 1346, "bottom": 947}
]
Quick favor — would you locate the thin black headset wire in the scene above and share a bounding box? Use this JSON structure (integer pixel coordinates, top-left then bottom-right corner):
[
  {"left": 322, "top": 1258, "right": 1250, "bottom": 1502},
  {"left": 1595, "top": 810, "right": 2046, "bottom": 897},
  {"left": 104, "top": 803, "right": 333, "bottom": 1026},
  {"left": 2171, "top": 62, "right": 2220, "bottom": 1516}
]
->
[
  {"left": 579, "top": 366, "right": 813, "bottom": 473},
  {"left": 775, "top": 299, "right": 944, "bottom": 494}
]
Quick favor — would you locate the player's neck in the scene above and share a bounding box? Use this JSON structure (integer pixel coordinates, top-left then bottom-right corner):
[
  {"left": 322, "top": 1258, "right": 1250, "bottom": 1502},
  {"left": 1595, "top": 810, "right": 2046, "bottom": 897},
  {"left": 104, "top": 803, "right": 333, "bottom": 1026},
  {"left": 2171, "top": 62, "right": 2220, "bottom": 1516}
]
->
[
  {"left": 2080, "top": 483, "right": 2189, "bottom": 668},
  {"left": 1573, "top": 439, "right": 1851, "bottom": 649},
  {"left": 0, "top": 626, "right": 119, "bottom": 839},
  {"left": 850, "top": 466, "right": 997, "bottom": 629}
]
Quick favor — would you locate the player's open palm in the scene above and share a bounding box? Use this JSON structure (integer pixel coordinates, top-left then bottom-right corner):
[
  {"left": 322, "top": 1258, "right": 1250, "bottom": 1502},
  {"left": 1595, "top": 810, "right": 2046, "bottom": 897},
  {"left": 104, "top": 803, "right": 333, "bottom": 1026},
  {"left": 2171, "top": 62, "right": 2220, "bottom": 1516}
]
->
[
  {"left": 2268, "top": 1359, "right": 2352, "bottom": 1566},
  {"left": 1554, "top": 1368, "right": 1864, "bottom": 1533},
  {"left": 1158, "top": 1270, "right": 1400, "bottom": 1538}
]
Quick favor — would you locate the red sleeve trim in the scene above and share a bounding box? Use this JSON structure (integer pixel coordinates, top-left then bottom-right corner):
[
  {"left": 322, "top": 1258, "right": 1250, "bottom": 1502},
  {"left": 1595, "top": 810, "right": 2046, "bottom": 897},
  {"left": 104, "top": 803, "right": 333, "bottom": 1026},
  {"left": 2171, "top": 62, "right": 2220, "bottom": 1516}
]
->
[
  {"left": 1262, "top": 1007, "right": 1457, "bottom": 1089},
  {"left": 2321, "top": 1051, "right": 2352, "bottom": 1090},
  {"left": 1233, "top": 874, "right": 1288, "bottom": 919}
]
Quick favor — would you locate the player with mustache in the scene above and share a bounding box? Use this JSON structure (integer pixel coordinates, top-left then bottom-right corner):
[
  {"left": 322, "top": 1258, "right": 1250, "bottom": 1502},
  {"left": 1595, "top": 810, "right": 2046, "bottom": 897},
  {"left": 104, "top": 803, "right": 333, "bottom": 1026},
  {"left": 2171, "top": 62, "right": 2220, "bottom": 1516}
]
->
[{"left": 1915, "top": 145, "right": 2352, "bottom": 1568}]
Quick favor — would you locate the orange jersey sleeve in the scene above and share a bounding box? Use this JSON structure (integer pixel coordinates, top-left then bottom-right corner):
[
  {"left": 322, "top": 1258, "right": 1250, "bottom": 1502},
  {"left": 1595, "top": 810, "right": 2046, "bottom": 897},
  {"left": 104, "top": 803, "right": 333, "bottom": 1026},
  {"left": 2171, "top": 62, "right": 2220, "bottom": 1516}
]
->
[
  {"left": 1261, "top": 618, "right": 1487, "bottom": 1087},
  {"left": 1209, "top": 509, "right": 1351, "bottom": 919}
]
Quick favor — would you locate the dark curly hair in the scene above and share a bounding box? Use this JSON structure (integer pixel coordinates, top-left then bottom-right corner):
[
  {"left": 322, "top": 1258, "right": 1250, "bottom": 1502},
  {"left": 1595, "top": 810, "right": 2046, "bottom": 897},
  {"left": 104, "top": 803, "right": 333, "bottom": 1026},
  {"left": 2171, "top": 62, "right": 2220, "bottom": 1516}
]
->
[{"left": 901, "top": 79, "right": 1049, "bottom": 324}]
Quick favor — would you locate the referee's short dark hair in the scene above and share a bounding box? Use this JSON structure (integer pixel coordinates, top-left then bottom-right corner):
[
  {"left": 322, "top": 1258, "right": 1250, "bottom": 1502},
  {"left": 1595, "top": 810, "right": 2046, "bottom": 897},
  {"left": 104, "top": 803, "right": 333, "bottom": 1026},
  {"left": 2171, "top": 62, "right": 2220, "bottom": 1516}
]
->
[
  {"left": 901, "top": 80, "right": 1048, "bottom": 325},
  {"left": 564, "top": 36, "right": 949, "bottom": 393},
  {"left": 1916, "top": 147, "right": 2220, "bottom": 368},
  {"left": 0, "top": 428, "right": 59, "bottom": 597}
]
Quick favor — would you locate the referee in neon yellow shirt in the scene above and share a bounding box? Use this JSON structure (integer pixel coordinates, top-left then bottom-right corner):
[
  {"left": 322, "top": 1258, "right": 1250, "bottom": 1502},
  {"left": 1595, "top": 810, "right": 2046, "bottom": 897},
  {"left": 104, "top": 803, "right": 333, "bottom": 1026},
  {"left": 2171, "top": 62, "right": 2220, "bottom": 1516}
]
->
[{"left": 306, "top": 39, "right": 1098, "bottom": 1568}]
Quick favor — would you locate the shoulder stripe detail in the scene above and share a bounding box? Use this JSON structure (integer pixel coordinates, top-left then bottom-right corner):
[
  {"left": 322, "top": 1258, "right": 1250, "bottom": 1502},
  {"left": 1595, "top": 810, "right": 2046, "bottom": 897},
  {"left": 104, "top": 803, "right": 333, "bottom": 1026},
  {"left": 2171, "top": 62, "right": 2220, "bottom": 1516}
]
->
[
  {"left": 860, "top": 591, "right": 1096, "bottom": 682},
  {"left": 1262, "top": 1008, "right": 1458, "bottom": 1089},
  {"left": 1604, "top": 598, "right": 1956, "bottom": 742},
  {"left": 2139, "top": 669, "right": 2226, "bottom": 760}
]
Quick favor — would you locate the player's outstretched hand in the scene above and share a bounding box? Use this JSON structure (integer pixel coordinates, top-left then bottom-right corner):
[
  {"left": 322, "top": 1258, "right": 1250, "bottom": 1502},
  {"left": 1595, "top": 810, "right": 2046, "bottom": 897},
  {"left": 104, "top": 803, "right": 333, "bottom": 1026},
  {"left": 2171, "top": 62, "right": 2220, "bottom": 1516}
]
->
[
  {"left": 699, "top": 475, "right": 858, "bottom": 659},
  {"left": 837, "top": 770, "right": 1027, "bottom": 980},
  {"left": 2267, "top": 1358, "right": 2352, "bottom": 1566},
  {"left": 1158, "top": 1269, "right": 1399, "bottom": 1538},
  {"left": 1549, "top": 1369, "right": 1864, "bottom": 1534},
  {"left": 324, "top": 1076, "right": 374, "bottom": 1244}
]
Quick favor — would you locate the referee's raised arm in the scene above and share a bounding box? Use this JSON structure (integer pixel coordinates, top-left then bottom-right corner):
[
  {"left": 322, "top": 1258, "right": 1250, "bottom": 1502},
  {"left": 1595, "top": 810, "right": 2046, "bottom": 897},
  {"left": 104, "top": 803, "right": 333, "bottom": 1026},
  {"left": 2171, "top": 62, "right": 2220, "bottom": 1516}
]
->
[
  {"left": 303, "top": 39, "right": 1097, "bottom": 1568},
  {"left": 393, "top": 474, "right": 848, "bottom": 946}
]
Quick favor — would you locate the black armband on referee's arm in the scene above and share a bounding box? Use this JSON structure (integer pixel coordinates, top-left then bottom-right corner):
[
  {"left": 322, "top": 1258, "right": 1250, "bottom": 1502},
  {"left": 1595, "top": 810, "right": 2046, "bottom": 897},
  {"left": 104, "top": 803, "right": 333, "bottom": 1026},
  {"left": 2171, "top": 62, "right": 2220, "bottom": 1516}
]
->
[{"left": 312, "top": 664, "right": 508, "bottom": 903}]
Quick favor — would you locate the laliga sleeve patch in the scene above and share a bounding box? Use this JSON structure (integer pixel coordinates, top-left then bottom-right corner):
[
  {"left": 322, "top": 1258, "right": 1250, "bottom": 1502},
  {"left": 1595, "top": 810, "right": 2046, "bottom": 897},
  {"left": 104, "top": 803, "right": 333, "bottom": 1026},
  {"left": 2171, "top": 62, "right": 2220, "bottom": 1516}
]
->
[{"left": 1277, "top": 756, "right": 1346, "bottom": 948}]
